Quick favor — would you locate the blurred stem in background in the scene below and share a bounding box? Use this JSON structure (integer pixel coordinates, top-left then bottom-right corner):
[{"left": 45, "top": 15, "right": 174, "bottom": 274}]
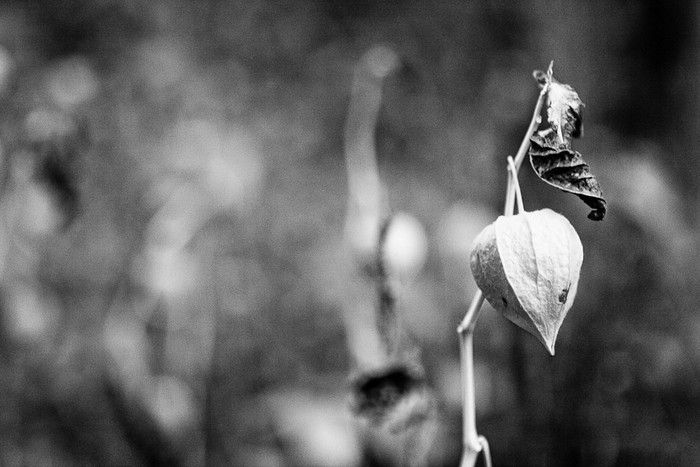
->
[
  {"left": 342, "top": 44, "right": 400, "bottom": 365},
  {"left": 343, "top": 45, "right": 435, "bottom": 465}
]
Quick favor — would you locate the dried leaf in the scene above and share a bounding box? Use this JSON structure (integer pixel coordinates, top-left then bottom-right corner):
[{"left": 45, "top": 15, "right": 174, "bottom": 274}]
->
[
  {"left": 529, "top": 66, "right": 606, "bottom": 220},
  {"left": 530, "top": 133, "right": 607, "bottom": 220},
  {"left": 470, "top": 209, "right": 583, "bottom": 354},
  {"left": 546, "top": 78, "right": 584, "bottom": 145}
]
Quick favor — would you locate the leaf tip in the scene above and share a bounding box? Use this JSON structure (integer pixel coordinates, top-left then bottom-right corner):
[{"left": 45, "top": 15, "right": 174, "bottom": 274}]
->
[
  {"left": 586, "top": 200, "right": 607, "bottom": 221},
  {"left": 533, "top": 69, "right": 548, "bottom": 87},
  {"left": 588, "top": 210, "right": 605, "bottom": 221},
  {"left": 532, "top": 61, "right": 554, "bottom": 88},
  {"left": 532, "top": 60, "right": 554, "bottom": 88}
]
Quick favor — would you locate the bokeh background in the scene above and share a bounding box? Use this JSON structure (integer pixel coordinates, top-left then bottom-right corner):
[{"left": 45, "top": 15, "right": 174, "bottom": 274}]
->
[{"left": 0, "top": 0, "right": 697, "bottom": 466}]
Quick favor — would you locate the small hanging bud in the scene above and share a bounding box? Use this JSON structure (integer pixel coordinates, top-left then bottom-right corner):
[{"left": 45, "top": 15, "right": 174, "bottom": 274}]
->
[{"left": 469, "top": 209, "right": 583, "bottom": 355}]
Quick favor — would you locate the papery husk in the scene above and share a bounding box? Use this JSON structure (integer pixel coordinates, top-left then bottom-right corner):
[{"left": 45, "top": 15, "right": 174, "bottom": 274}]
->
[{"left": 470, "top": 208, "right": 583, "bottom": 355}]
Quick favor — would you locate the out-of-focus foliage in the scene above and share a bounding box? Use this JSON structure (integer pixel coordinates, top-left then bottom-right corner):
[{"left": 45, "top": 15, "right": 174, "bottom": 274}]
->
[{"left": 0, "top": 1, "right": 697, "bottom": 466}]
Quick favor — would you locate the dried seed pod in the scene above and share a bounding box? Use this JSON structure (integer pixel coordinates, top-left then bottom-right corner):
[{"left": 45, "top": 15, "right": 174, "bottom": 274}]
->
[
  {"left": 470, "top": 209, "right": 583, "bottom": 355},
  {"left": 351, "top": 363, "right": 434, "bottom": 432}
]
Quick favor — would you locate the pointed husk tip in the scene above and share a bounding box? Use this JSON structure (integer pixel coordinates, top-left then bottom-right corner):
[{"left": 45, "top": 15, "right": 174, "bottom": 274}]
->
[{"left": 546, "top": 340, "right": 555, "bottom": 356}]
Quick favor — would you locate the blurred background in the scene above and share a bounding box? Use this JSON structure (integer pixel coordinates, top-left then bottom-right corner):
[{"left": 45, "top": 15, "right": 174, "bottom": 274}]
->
[{"left": 0, "top": 0, "right": 697, "bottom": 465}]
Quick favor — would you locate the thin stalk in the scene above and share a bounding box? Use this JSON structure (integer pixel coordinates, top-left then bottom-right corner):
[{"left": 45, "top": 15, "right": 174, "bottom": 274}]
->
[
  {"left": 376, "top": 217, "right": 399, "bottom": 357},
  {"left": 503, "top": 172, "right": 515, "bottom": 216},
  {"left": 457, "top": 78, "right": 550, "bottom": 467},
  {"left": 504, "top": 79, "right": 548, "bottom": 215},
  {"left": 513, "top": 79, "right": 548, "bottom": 171},
  {"left": 479, "top": 437, "right": 492, "bottom": 467},
  {"left": 457, "top": 291, "right": 485, "bottom": 467},
  {"left": 343, "top": 47, "right": 399, "bottom": 364},
  {"left": 507, "top": 157, "right": 525, "bottom": 214},
  {"left": 343, "top": 47, "right": 399, "bottom": 237}
]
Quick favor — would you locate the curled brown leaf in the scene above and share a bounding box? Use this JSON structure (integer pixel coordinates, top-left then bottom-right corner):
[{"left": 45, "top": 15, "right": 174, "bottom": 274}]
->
[
  {"left": 528, "top": 66, "right": 606, "bottom": 220},
  {"left": 530, "top": 132, "right": 607, "bottom": 220}
]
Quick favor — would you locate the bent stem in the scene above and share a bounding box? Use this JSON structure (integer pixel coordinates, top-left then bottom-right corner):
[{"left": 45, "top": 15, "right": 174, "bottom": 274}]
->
[
  {"left": 457, "top": 291, "right": 485, "bottom": 467},
  {"left": 457, "top": 76, "right": 550, "bottom": 467},
  {"left": 342, "top": 47, "right": 399, "bottom": 367},
  {"left": 503, "top": 76, "right": 548, "bottom": 215}
]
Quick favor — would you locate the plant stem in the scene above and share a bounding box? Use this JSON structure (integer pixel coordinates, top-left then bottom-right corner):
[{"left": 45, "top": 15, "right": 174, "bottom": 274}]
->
[
  {"left": 508, "top": 157, "right": 525, "bottom": 214},
  {"left": 504, "top": 80, "right": 548, "bottom": 216},
  {"left": 376, "top": 217, "right": 399, "bottom": 357},
  {"left": 457, "top": 291, "right": 485, "bottom": 467},
  {"left": 457, "top": 77, "right": 550, "bottom": 467},
  {"left": 514, "top": 81, "right": 549, "bottom": 171}
]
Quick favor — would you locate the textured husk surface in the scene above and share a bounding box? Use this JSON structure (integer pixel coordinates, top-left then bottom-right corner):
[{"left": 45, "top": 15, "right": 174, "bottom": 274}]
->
[{"left": 470, "top": 209, "right": 583, "bottom": 354}]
